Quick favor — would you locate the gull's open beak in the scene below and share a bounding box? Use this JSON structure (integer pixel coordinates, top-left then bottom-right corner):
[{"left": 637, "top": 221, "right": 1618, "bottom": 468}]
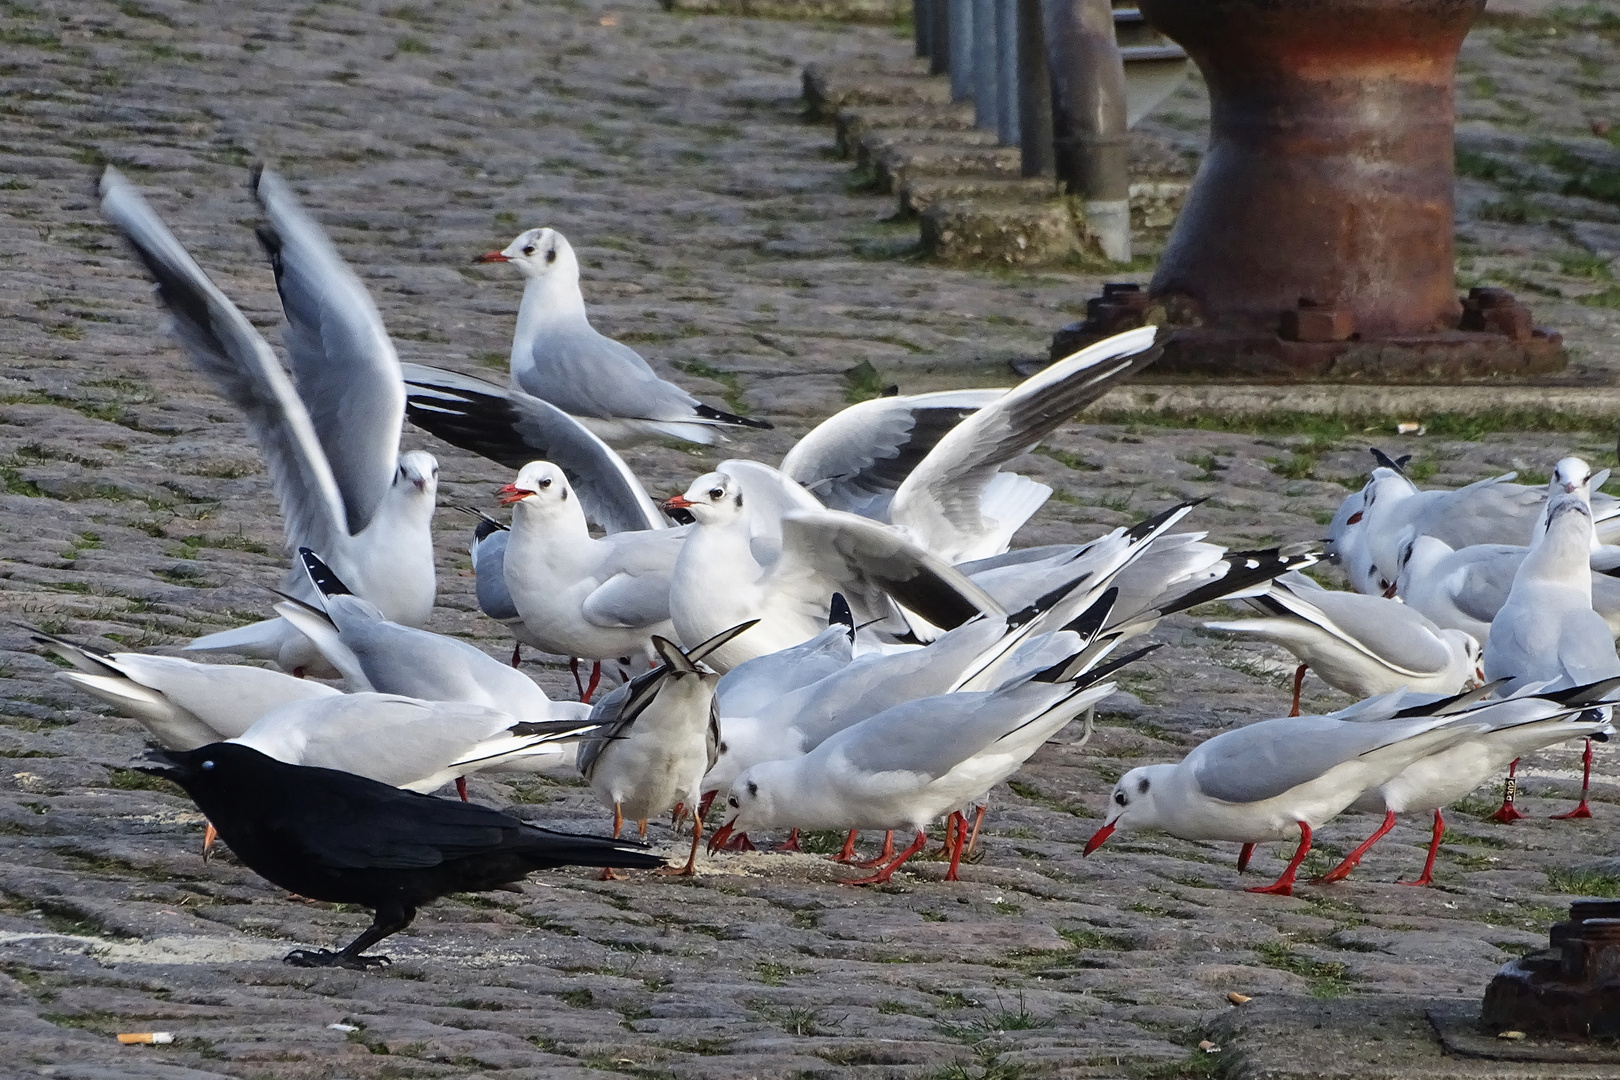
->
[
  {"left": 496, "top": 483, "right": 532, "bottom": 506},
  {"left": 662, "top": 495, "right": 694, "bottom": 512},
  {"left": 707, "top": 821, "right": 735, "bottom": 854},
  {"left": 696, "top": 789, "right": 717, "bottom": 822},
  {"left": 476, "top": 251, "right": 510, "bottom": 263},
  {"left": 1381, "top": 580, "right": 1398, "bottom": 600},
  {"left": 1083, "top": 820, "right": 1116, "bottom": 856}
]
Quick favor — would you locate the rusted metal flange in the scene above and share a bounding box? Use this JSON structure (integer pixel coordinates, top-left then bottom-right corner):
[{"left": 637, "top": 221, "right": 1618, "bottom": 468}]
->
[
  {"left": 1481, "top": 901, "right": 1620, "bottom": 1038},
  {"left": 1047, "top": 0, "right": 1568, "bottom": 381}
]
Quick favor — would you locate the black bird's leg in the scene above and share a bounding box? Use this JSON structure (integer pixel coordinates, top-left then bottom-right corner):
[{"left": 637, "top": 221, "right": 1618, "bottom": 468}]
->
[{"left": 285, "top": 902, "right": 415, "bottom": 970}]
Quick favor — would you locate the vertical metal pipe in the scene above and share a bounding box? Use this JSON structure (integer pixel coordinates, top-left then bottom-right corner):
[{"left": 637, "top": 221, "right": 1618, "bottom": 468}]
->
[
  {"left": 949, "top": 0, "right": 975, "bottom": 101},
  {"left": 915, "top": 0, "right": 931, "bottom": 58},
  {"left": 930, "top": 0, "right": 951, "bottom": 76},
  {"left": 1042, "top": 0, "right": 1131, "bottom": 261},
  {"left": 972, "top": 0, "right": 1000, "bottom": 131},
  {"left": 1017, "top": 0, "right": 1053, "bottom": 177},
  {"left": 996, "top": 0, "right": 1020, "bottom": 145}
]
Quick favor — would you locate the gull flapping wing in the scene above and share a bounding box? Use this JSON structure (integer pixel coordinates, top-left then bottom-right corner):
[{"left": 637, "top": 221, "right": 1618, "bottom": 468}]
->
[
  {"left": 887, "top": 326, "right": 1162, "bottom": 562},
  {"left": 99, "top": 167, "right": 348, "bottom": 568},
  {"left": 781, "top": 389, "right": 1006, "bottom": 519},
  {"left": 252, "top": 168, "right": 404, "bottom": 537},
  {"left": 402, "top": 362, "right": 667, "bottom": 533}
]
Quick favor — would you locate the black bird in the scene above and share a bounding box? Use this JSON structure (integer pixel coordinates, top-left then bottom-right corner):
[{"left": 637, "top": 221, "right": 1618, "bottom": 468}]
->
[{"left": 140, "top": 743, "right": 665, "bottom": 969}]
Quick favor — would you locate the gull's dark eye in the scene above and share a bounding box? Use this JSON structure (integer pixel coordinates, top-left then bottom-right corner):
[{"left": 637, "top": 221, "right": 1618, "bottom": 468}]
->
[
  {"left": 538, "top": 477, "right": 552, "bottom": 489},
  {"left": 202, "top": 760, "right": 215, "bottom": 771},
  {"left": 727, "top": 796, "right": 738, "bottom": 808},
  {"left": 545, "top": 248, "right": 557, "bottom": 265},
  {"left": 522, "top": 245, "right": 536, "bottom": 256},
  {"left": 709, "top": 487, "right": 724, "bottom": 500},
  {"left": 1113, "top": 790, "right": 1126, "bottom": 806}
]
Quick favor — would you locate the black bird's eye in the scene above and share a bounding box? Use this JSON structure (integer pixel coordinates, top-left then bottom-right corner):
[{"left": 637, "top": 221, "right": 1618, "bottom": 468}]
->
[
  {"left": 545, "top": 247, "right": 557, "bottom": 264},
  {"left": 1113, "top": 790, "right": 1126, "bottom": 806},
  {"left": 538, "top": 477, "right": 552, "bottom": 489},
  {"left": 747, "top": 780, "right": 758, "bottom": 797},
  {"left": 727, "top": 796, "right": 738, "bottom": 808},
  {"left": 709, "top": 487, "right": 724, "bottom": 500},
  {"left": 1137, "top": 777, "right": 1150, "bottom": 795},
  {"left": 202, "top": 760, "right": 215, "bottom": 771},
  {"left": 522, "top": 245, "right": 536, "bottom": 256}
]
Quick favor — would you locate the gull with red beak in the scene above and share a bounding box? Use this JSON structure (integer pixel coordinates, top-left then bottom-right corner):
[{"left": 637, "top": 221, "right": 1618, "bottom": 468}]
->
[
  {"left": 1083, "top": 698, "right": 1498, "bottom": 896},
  {"left": 499, "top": 461, "right": 688, "bottom": 700},
  {"left": 476, "top": 228, "right": 770, "bottom": 446},
  {"left": 1205, "top": 572, "right": 1482, "bottom": 717},
  {"left": 100, "top": 168, "right": 439, "bottom": 676}
]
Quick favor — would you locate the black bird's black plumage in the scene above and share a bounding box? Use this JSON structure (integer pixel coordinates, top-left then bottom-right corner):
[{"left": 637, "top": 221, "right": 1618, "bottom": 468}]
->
[{"left": 141, "top": 743, "right": 665, "bottom": 969}]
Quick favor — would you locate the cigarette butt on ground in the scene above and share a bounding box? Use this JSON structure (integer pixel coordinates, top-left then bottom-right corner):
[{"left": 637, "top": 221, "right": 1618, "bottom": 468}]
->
[
  {"left": 1227, "top": 992, "right": 1252, "bottom": 1005},
  {"left": 1198, "top": 1040, "right": 1221, "bottom": 1053},
  {"left": 117, "top": 1032, "right": 174, "bottom": 1045}
]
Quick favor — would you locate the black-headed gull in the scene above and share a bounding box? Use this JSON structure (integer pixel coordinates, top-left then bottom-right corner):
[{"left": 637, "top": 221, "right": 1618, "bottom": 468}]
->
[
  {"left": 577, "top": 624, "right": 753, "bottom": 876},
  {"left": 34, "top": 631, "right": 337, "bottom": 749},
  {"left": 714, "top": 595, "right": 854, "bottom": 718},
  {"left": 1083, "top": 701, "right": 1500, "bottom": 896},
  {"left": 665, "top": 472, "right": 1005, "bottom": 671},
  {"left": 231, "top": 693, "right": 597, "bottom": 796},
  {"left": 1483, "top": 493, "right": 1620, "bottom": 695},
  {"left": 476, "top": 228, "right": 770, "bottom": 445},
  {"left": 99, "top": 168, "right": 438, "bottom": 673},
  {"left": 709, "top": 646, "right": 1124, "bottom": 884},
  {"left": 1317, "top": 688, "right": 1616, "bottom": 885},
  {"left": 274, "top": 550, "right": 589, "bottom": 745},
  {"left": 1205, "top": 572, "right": 1482, "bottom": 715},
  {"left": 499, "top": 461, "right": 690, "bottom": 698}
]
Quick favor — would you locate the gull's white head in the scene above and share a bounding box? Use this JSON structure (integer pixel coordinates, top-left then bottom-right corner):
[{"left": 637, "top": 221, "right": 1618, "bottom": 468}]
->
[
  {"left": 394, "top": 450, "right": 438, "bottom": 500},
  {"left": 705, "top": 767, "right": 779, "bottom": 852},
  {"left": 664, "top": 471, "right": 744, "bottom": 525},
  {"left": 477, "top": 227, "right": 578, "bottom": 284},
  {"left": 497, "top": 461, "right": 577, "bottom": 519},
  {"left": 1083, "top": 764, "right": 1175, "bottom": 855},
  {"left": 1552, "top": 457, "right": 1594, "bottom": 500},
  {"left": 1443, "top": 628, "right": 1485, "bottom": 685}
]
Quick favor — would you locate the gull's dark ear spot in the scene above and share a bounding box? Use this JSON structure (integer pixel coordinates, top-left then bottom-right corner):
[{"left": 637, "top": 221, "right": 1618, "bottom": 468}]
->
[
  {"left": 735, "top": 491, "right": 743, "bottom": 509},
  {"left": 747, "top": 780, "right": 758, "bottom": 798},
  {"left": 545, "top": 247, "right": 557, "bottom": 265},
  {"left": 1137, "top": 776, "right": 1150, "bottom": 795}
]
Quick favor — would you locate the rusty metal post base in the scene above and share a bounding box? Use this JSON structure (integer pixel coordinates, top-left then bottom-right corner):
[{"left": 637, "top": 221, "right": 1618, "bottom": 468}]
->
[
  {"left": 1482, "top": 901, "right": 1620, "bottom": 1039},
  {"left": 1050, "top": 283, "right": 1567, "bottom": 382}
]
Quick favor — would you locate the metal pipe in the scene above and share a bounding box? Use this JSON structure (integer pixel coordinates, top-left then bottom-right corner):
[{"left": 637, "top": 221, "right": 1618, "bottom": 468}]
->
[
  {"left": 948, "top": 0, "right": 975, "bottom": 101},
  {"left": 930, "top": 0, "right": 951, "bottom": 76},
  {"left": 1016, "top": 0, "right": 1053, "bottom": 176},
  {"left": 996, "top": 0, "right": 1021, "bottom": 145},
  {"left": 972, "top": 0, "right": 1000, "bottom": 130},
  {"left": 1043, "top": 0, "right": 1131, "bottom": 261}
]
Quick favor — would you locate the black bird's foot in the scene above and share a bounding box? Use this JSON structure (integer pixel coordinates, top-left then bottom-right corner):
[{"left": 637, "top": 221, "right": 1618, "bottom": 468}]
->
[{"left": 284, "top": 948, "right": 390, "bottom": 970}]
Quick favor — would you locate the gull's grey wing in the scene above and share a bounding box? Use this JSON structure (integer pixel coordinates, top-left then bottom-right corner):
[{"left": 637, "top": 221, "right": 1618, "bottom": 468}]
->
[
  {"left": 99, "top": 168, "right": 346, "bottom": 564},
  {"left": 402, "top": 363, "right": 666, "bottom": 533},
  {"left": 781, "top": 389, "right": 1005, "bottom": 518},
  {"left": 253, "top": 168, "right": 403, "bottom": 536},
  {"left": 581, "top": 571, "right": 673, "bottom": 629},
  {"left": 889, "top": 326, "right": 1161, "bottom": 559},
  {"left": 1189, "top": 714, "right": 1459, "bottom": 805},
  {"left": 1556, "top": 612, "right": 1620, "bottom": 686},
  {"left": 462, "top": 510, "right": 520, "bottom": 622},
  {"left": 1259, "top": 582, "right": 1456, "bottom": 676},
  {"left": 717, "top": 459, "right": 825, "bottom": 567},
  {"left": 576, "top": 666, "right": 669, "bottom": 781},
  {"left": 523, "top": 324, "right": 699, "bottom": 422},
  {"left": 779, "top": 508, "right": 1007, "bottom": 633}
]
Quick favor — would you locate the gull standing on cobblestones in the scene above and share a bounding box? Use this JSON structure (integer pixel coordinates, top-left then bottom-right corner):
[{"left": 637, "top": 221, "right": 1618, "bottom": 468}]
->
[
  {"left": 1205, "top": 572, "right": 1482, "bottom": 715},
  {"left": 100, "top": 168, "right": 439, "bottom": 674},
  {"left": 1083, "top": 701, "right": 1497, "bottom": 896},
  {"left": 478, "top": 229, "right": 771, "bottom": 446}
]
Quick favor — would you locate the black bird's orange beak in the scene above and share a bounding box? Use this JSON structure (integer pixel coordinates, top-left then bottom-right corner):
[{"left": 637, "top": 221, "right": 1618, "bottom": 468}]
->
[{"left": 1083, "top": 821, "right": 1116, "bottom": 856}]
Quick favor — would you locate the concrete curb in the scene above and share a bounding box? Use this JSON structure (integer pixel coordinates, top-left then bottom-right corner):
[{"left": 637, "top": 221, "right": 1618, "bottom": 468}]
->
[{"left": 1084, "top": 382, "right": 1620, "bottom": 419}]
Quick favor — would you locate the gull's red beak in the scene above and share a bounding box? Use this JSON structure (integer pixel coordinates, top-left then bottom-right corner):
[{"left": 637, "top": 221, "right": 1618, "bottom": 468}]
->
[
  {"left": 696, "top": 789, "right": 716, "bottom": 821},
  {"left": 662, "top": 495, "right": 694, "bottom": 511},
  {"left": 497, "top": 483, "right": 532, "bottom": 506},
  {"left": 476, "top": 251, "right": 510, "bottom": 263},
  {"left": 707, "top": 821, "right": 735, "bottom": 854},
  {"left": 1083, "top": 820, "right": 1116, "bottom": 856},
  {"left": 1381, "top": 581, "right": 1398, "bottom": 600}
]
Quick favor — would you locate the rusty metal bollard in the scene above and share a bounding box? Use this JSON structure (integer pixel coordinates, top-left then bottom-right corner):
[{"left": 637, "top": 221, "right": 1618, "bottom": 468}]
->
[
  {"left": 1052, "top": 0, "right": 1566, "bottom": 379},
  {"left": 1483, "top": 901, "right": 1620, "bottom": 1037}
]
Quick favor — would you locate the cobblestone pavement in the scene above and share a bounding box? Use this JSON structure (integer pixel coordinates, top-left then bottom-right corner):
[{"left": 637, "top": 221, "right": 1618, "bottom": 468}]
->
[{"left": 2, "top": 1, "right": 1620, "bottom": 1077}]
